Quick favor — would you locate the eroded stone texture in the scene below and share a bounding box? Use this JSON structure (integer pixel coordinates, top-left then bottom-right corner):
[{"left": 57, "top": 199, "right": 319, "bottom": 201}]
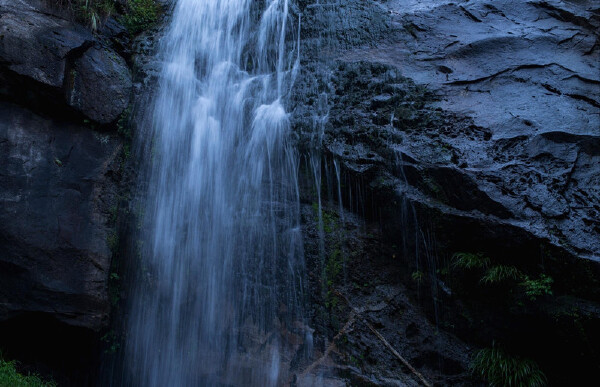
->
[
  {"left": 0, "top": 0, "right": 132, "bottom": 124},
  {"left": 291, "top": 0, "right": 600, "bottom": 385},
  {"left": 66, "top": 46, "right": 132, "bottom": 124},
  {"left": 0, "top": 102, "right": 121, "bottom": 330},
  {"left": 295, "top": 0, "right": 600, "bottom": 261}
]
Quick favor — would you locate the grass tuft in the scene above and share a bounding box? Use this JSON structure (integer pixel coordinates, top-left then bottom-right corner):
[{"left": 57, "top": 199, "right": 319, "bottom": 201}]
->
[
  {"left": 480, "top": 265, "right": 522, "bottom": 284},
  {"left": 471, "top": 346, "right": 546, "bottom": 387},
  {"left": 452, "top": 252, "right": 490, "bottom": 270}
]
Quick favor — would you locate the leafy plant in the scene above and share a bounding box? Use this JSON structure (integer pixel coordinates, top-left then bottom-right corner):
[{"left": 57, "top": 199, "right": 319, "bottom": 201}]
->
[
  {"left": 481, "top": 265, "right": 522, "bottom": 284},
  {"left": 121, "top": 0, "right": 161, "bottom": 34},
  {"left": 61, "top": 0, "right": 116, "bottom": 31},
  {"left": 411, "top": 270, "right": 424, "bottom": 283},
  {"left": 101, "top": 330, "right": 121, "bottom": 354},
  {"left": 0, "top": 356, "right": 56, "bottom": 387},
  {"left": 311, "top": 202, "right": 339, "bottom": 233},
  {"left": 452, "top": 252, "right": 490, "bottom": 270},
  {"left": 59, "top": 1, "right": 160, "bottom": 33},
  {"left": 325, "top": 248, "right": 343, "bottom": 287},
  {"left": 520, "top": 274, "right": 553, "bottom": 301},
  {"left": 471, "top": 346, "right": 546, "bottom": 387},
  {"left": 107, "top": 231, "right": 119, "bottom": 253}
]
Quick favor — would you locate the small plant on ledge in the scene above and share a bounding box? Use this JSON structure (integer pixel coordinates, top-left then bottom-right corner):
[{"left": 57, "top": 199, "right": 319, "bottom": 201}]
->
[
  {"left": 452, "top": 252, "right": 490, "bottom": 270},
  {"left": 121, "top": 0, "right": 161, "bottom": 34},
  {"left": 57, "top": 0, "right": 161, "bottom": 34},
  {"left": 0, "top": 355, "right": 56, "bottom": 387},
  {"left": 520, "top": 274, "right": 553, "bottom": 301},
  {"left": 470, "top": 345, "right": 546, "bottom": 387}
]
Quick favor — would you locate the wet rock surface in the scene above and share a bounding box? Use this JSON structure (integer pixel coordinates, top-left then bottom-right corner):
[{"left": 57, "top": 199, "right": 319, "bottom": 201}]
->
[
  {"left": 0, "top": 0, "right": 132, "bottom": 335},
  {"left": 66, "top": 46, "right": 132, "bottom": 124},
  {"left": 297, "top": 202, "right": 473, "bottom": 386},
  {"left": 298, "top": 0, "right": 600, "bottom": 261},
  {"left": 292, "top": 0, "right": 600, "bottom": 385},
  {"left": 0, "top": 0, "right": 93, "bottom": 89},
  {"left": 0, "top": 0, "right": 132, "bottom": 124},
  {"left": 0, "top": 0, "right": 162, "bottom": 383},
  {"left": 0, "top": 101, "right": 122, "bottom": 330}
]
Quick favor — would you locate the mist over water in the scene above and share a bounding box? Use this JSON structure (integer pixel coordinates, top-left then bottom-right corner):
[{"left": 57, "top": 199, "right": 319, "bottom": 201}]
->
[{"left": 123, "top": 0, "right": 305, "bottom": 385}]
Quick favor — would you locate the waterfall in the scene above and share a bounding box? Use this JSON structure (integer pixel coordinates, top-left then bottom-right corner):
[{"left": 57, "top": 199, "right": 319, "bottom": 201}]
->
[{"left": 123, "top": 0, "right": 304, "bottom": 385}]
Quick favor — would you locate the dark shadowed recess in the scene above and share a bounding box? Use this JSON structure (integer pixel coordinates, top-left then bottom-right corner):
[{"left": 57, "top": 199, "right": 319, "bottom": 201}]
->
[{"left": 0, "top": 313, "right": 100, "bottom": 386}]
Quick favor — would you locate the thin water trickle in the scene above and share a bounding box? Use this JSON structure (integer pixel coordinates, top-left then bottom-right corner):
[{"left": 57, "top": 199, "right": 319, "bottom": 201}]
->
[{"left": 123, "top": 0, "right": 304, "bottom": 385}]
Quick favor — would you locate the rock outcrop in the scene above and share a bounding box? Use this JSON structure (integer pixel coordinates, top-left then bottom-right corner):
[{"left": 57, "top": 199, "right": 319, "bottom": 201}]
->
[
  {"left": 66, "top": 46, "right": 132, "bottom": 124},
  {"left": 0, "top": 0, "right": 132, "bottom": 124},
  {"left": 0, "top": 0, "right": 131, "bottom": 330},
  {"left": 297, "top": 0, "right": 599, "bottom": 261},
  {"left": 343, "top": 0, "right": 600, "bottom": 260},
  {"left": 292, "top": 0, "right": 599, "bottom": 385},
  {"left": 0, "top": 102, "right": 121, "bottom": 330}
]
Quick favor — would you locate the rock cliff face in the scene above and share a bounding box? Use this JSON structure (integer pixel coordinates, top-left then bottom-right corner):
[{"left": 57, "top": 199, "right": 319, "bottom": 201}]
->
[
  {"left": 0, "top": 0, "right": 598, "bottom": 385},
  {"left": 292, "top": 0, "right": 599, "bottom": 385},
  {"left": 297, "top": 0, "right": 599, "bottom": 261},
  {"left": 0, "top": 102, "right": 121, "bottom": 329},
  {"left": 0, "top": 0, "right": 131, "bottom": 331}
]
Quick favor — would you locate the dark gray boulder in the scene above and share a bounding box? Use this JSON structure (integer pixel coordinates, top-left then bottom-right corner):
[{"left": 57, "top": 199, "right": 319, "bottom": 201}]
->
[
  {"left": 0, "top": 0, "right": 132, "bottom": 124},
  {"left": 65, "top": 46, "right": 132, "bottom": 124},
  {"left": 0, "top": 0, "right": 93, "bottom": 88},
  {"left": 0, "top": 0, "right": 133, "bottom": 331}
]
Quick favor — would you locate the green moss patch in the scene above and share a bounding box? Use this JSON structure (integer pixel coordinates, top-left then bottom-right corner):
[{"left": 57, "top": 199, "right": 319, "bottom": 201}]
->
[{"left": 121, "top": 0, "right": 161, "bottom": 34}]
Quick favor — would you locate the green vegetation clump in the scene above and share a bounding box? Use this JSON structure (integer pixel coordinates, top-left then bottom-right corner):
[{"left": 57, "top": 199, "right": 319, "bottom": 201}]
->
[
  {"left": 520, "top": 274, "right": 553, "bottom": 301},
  {"left": 59, "top": 1, "right": 160, "bottom": 33},
  {"left": 311, "top": 202, "right": 338, "bottom": 233},
  {"left": 0, "top": 358, "right": 56, "bottom": 387},
  {"left": 411, "top": 270, "right": 424, "bottom": 283},
  {"left": 61, "top": 0, "right": 116, "bottom": 31},
  {"left": 121, "top": 0, "right": 161, "bottom": 34},
  {"left": 451, "top": 251, "right": 554, "bottom": 301},
  {"left": 101, "top": 330, "right": 121, "bottom": 354},
  {"left": 471, "top": 346, "right": 546, "bottom": 387},
  {"left": 452, "top": 252, "right": 490, "bottom": 270},
  {"left": 481, "top": 265, "right": 522, "bottom": 284},
  {"left": 117, "top": 106, "right": 133, "bottom": 159},
  {"left": 107, "top": 230, "right": 119, "bottom": 253}
]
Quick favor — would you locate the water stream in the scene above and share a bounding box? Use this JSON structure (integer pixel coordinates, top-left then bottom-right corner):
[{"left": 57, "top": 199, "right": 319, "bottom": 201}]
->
[{"left": 123, "top": 1, "right": 305, "bottom": 385}]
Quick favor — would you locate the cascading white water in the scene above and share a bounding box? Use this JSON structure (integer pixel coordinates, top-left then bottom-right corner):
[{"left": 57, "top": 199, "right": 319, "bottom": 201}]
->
[{"left": 123, "top": 1, "right": 304, "bottom": 385}]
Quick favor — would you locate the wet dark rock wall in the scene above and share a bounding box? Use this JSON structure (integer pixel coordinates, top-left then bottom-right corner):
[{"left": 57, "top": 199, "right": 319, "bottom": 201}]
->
[
  {"left": 0, "top": 0, "right": 134, "bottom": 329},
  {"left": 0, "top": 0, "right": 157, "bottom": 383},
  {"left": 292, "top": 0, "right": 599, "bottom": 385}
]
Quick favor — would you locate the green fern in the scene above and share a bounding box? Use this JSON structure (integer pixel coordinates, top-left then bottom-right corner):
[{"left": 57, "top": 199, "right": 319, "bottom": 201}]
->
[
  {"left": 481, "top": 265, "right": 522, "bottom": 284},
  {"left": 471, "top": 346, "right": 546, "bottom": 387},
  {"left": 520, "top": 274, "right": 553, "bottom": 301},
  {"left": 452, "top": 252, "right": 490, "bottom": 270},
  {"left": 70, "top": 0, "right": 116, "bottom": 31}
]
